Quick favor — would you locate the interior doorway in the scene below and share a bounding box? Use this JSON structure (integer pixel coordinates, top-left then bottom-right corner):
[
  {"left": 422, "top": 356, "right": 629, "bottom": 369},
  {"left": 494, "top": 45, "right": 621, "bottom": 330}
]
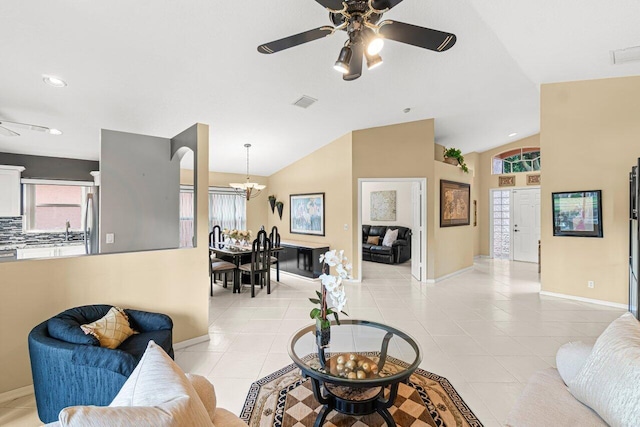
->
[
  {"left": 490, "top": 187, "right": 540, "bottom": 262},
  {"left": 357, "top": 178, "right": 427, "bottom": 282}
]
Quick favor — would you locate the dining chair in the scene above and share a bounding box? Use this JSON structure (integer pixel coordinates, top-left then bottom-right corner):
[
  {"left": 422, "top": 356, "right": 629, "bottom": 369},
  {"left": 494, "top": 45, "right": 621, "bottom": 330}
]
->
[
  {"left": 239, "top": 230, "right": 272, "bottom": 297},
  {"left": 269, "top": 226, "right": 281, "bottom": 282},
  {"left": 209, "top": 225, "right": 224, "bottom": 281},
  {"left": 210, "top": 260, "right": 236, "bottom": 296}
]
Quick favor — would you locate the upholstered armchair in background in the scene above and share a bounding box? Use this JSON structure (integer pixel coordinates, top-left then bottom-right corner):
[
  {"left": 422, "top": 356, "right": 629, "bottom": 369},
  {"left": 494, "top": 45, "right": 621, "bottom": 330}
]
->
[{"left": 28, "top": 304, "right": 174, "bottom": 423}]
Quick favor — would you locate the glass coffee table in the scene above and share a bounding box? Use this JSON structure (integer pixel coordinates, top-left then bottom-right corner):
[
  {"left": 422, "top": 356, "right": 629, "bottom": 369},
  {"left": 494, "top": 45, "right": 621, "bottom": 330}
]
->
[{"left": 288, "top": 320, "right": 421, "bottom": 427}]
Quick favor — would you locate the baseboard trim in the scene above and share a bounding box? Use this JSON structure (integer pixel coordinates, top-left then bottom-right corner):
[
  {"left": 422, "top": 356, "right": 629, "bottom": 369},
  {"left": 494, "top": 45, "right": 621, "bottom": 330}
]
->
[
  {"left": 426, "top": 266, "right": 474, "bottom": 284},
  {"left": 539, "top": 291, "right": 628, "bottom": 309},
  {"left": 474, "top": 255, "right": 491, "bottom": 259},
  {"left": 0, "top": 385, "right": 34, "bottom": 403},
  {"left": 173, "top": 334, "right": 210, "bottom": 350}
]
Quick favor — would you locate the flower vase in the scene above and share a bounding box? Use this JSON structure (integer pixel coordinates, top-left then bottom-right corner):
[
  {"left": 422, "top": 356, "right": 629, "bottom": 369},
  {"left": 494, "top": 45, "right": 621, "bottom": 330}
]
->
[{"left": 315, "top": 318, "right": 331, "bottom": 348}]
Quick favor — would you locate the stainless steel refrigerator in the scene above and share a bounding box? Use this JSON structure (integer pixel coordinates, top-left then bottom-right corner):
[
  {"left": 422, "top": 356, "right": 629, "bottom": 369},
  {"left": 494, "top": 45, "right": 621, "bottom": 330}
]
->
[
  {"left": 630, "top": 159, "right": 639, "bottom": 319},
  {"left": 84, "top": 188, "right": 99, "bottom": 255}
]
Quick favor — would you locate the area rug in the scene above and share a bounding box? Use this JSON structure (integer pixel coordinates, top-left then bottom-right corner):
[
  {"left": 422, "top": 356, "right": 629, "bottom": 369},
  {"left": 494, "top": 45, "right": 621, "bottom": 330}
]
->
[{"left": 240, "top": 353, "right": 482, "bottom": 427}]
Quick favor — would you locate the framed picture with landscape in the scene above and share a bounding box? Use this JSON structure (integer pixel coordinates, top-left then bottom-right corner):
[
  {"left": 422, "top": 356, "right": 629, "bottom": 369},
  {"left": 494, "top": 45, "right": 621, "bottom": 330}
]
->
[
  {"left": 290, "top": 193, "right": 325, "bottom": 236},
  {"left": 440, "top": 180, "right": 470, "bottom": 227},
  {"left": 552, "top": 190, "right": 603, "bottom": 237}
]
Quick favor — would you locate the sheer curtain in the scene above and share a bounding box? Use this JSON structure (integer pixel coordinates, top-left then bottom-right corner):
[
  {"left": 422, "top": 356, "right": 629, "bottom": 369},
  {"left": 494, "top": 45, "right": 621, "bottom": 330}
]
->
[
  {"left": 179, "top": 188, "right": 194, "bottom": 248},
  {"left": 209, "top": 188, "right": 246, "bottom": 231}
]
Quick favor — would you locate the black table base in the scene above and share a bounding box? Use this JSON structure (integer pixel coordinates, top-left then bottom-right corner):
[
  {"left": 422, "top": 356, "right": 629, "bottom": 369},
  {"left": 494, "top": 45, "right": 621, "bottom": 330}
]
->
[{"left": 306, "top": 375, "right": 399, "bottom": 427}]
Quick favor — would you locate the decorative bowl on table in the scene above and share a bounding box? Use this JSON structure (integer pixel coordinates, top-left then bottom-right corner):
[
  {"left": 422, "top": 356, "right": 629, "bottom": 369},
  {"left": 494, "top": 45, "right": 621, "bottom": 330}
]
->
[{"left": 327, "top": 353, "right": 379, "bottom": 380}]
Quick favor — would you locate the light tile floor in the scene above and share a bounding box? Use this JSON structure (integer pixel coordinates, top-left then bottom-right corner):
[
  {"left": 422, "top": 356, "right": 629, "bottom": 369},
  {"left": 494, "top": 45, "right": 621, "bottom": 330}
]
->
[{"left": 0, "top": 259, "right": 625, "bottom": 426}]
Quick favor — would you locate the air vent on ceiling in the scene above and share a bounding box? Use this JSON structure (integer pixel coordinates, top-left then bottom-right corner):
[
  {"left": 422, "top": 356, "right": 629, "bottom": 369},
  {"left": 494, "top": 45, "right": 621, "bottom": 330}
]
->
[
  {"left": 292, "top": 95, "right": 318, "bottom": 109},
  {"left": 611, "top": 46, "right": 640, "bottom": 65}
]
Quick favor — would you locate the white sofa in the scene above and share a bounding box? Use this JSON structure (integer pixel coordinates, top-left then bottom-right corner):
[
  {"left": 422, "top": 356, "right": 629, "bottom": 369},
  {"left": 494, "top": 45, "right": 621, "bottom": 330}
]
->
[
  {"left": 507, "top": 313, "right": 640, "bottom": 427},
  {"left": 45, "top": 341, "right": 245, "bottom": 427}
]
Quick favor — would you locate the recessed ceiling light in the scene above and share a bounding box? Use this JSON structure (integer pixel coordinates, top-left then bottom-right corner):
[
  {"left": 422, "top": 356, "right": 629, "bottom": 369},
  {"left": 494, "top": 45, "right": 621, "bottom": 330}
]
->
[
  {"left": 508, "top": 132, "right": 518, "bottom": 137},
  {"left": 48, "top": 129, "right": 63, "bottom": 135},
  {"left": 43, "top": 75, "right": 67, "bottom": 87}
]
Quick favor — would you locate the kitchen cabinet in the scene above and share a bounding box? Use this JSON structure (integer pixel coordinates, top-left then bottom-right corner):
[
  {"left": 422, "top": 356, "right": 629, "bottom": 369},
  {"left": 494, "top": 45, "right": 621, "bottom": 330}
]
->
[
  {"left": 17, "top": 245, "right": 85, "bottom": 259},
  {"left": 0, "top": 165, "right": 25, "bottom": 217}
]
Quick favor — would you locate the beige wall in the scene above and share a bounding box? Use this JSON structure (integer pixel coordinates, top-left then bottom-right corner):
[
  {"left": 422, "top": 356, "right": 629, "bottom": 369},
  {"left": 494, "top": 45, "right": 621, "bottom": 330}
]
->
[
  {"left": 540, "top": 76, "right": 640, "bottom": 304},
  {"left": 475, "top": 134, "right": 541, "bottom": 256},
  {"left": 180, "top": 170, "right": 269, "bottom": 236},
  {"left": 352, "top": 120, "right": 437, "bottom": 279},
  {"left": 267, "top": 133, "right": 353, "bottom": 267},
  {"left": 0, "top": 125, "right": 211, "bottom": 394}
]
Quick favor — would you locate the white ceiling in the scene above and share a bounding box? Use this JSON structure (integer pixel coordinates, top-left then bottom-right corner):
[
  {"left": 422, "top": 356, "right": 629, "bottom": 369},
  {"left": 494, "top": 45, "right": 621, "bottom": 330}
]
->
[{"left": 0, "top": 1, "right": 638, "bottom": 176}]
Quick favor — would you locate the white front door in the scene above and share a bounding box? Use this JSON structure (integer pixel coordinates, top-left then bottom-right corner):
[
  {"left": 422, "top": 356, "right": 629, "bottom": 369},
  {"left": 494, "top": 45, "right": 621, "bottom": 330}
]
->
[
  {"left": 513, "top": 188, "right": 540, "bottom": 263},
  {"left": 411, "top": 182, "right": 422, "bottom": 281}
]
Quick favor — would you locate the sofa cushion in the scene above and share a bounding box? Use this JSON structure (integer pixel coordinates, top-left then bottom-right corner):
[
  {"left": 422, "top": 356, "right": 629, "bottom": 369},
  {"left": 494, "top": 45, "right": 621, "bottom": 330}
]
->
[
  {"left": 81, "top": 307, "right": 136, "bottom": 350},
  {"left": 368, "top": 225, "right": 387, "bottom": 238},
  {"left": 369, "top": 245, "right": 393, "bottom": 254},
  {"left": 382, "top": 228, "right": 399, "bottom": 247},
  {"left": 58, "top": 341, "right": 213, "bottom": 427},
  {"left": 48, "top": 318, "right": 99, "bottom": 346},
  {"left": 556, "top": 341, "right": 593, "bottom": 385},
  {"left": 568, "top": 312, "right": 640, "bottom": 427},
  {"left": 366, "top": 235, "right": 380, "bottom": 245},
  {"left": 505, "top": 368, "right": 606, "bottom": 427},
  {"left": 118, "top": 330, "right": 172, "bottom": 362},
  {"left": 186, "top": 374, "right": 217, "bottom": 422}
]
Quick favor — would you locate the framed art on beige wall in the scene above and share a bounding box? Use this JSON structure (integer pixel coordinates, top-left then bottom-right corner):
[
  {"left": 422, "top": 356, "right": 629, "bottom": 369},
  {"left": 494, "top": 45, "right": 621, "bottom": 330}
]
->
[{"left": 440, "top": 180, "right": 470, "bottom": 227}]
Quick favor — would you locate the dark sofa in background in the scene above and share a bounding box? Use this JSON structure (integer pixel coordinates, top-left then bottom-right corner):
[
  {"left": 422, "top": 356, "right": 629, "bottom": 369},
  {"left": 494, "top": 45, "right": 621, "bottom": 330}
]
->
[{"left": 362, "top": 225, "right": 411, "bottom": 264}]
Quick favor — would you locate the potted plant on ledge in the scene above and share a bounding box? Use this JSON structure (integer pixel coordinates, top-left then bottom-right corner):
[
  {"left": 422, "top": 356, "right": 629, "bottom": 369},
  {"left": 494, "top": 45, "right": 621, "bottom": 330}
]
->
[{"left": 443, "top": 147, "right": 469, "bottom": 173}]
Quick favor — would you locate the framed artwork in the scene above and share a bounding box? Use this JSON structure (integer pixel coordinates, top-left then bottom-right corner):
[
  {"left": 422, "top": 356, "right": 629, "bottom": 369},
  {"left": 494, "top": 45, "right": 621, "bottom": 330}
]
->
[
  {"left": 290, "top": 193, "right": 325, "bottom": 236},
  {"left": 440, "top": 180, "right": 470, "bottom": 227},
  {"left": 499, "top": 176, "right": 516, "bottom": 187},
  {"left": 527, "top": 174, "right": 541, "bottom": 185},
  {"left": 552, "top": 190, "right": 603, "bottom": 238},
  {"left": 370, "top": 190, "right": 396, "bottom": 221}
]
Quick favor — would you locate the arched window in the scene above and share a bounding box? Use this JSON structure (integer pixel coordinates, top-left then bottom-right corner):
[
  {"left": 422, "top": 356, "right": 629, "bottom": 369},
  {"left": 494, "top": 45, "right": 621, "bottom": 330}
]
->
[{"left": 492, "top": 147, "right": 541, "bottom": 175}]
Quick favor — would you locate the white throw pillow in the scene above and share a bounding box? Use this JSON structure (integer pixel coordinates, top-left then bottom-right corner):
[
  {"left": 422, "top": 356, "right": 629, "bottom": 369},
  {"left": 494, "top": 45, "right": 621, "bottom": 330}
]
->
[
  {"left": 382, "top": 228, "right": 399, "bottom": 247},
  {"left": 59, "top": 341, "right": 213, "bottom": 427},
  {"left": 556, "top": 341, "right": 593, "bottom": 385},
  {"left": 568, "top": 312, "right": 640, "bottom": 427},
  {"left": 186, "top": 373, "right": 217, "bottom": 422}
]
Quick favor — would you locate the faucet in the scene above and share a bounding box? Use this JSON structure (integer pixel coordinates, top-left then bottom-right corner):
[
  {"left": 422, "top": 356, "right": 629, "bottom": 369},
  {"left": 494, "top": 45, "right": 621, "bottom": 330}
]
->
[{"left": 65, "top": 220, "right": 71, "bottom": 241}]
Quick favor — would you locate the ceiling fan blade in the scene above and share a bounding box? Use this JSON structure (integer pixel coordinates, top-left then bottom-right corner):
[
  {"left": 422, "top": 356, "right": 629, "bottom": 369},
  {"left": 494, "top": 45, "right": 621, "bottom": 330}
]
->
[
  {"left": 314, "top": 0, "right": 345, "bottom": 11},
  {"left": 258, "top": 26, "right": 334, "bottom": 54},
  {"left": 343, "top": 42, "right": 364, "bottom": 81},
  {"left": 379, "top": 20, "right": 456, "bottom": 52},
  {"left": 0, "top": 125, "right": 20, "bottom": 137},
  {"left": 371, "top": 0, "right": 404, "bottom": 11}
]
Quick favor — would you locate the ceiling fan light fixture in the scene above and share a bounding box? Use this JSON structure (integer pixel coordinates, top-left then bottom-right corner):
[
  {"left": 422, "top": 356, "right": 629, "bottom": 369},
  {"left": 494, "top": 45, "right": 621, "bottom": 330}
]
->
[
  {"left": 49, "top": 128, "right": 63, "bottom": 135},
  {"left": 334, "top": 46, "right": 352, "bottom": 74},
  {"left": 366, "top": 36, "right": 384, "bottom": 56},
  {"left": 42, "top": 75, "right": 67, "bottom": 87},
  {"left": 365, "top": 52, "right": 383, "bottom": 70}
]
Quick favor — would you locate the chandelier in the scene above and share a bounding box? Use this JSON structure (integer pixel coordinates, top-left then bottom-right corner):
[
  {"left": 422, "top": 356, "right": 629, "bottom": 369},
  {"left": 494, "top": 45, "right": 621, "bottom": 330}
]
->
[{"left": 230, "top": 143, "right": 266, "bottom": 200}]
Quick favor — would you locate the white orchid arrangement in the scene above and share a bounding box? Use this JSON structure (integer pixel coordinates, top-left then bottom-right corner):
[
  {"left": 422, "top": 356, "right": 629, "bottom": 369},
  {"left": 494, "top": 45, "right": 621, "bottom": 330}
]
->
[
  {"left": 222, "top": 228, "right": 252, "bottom": 242},
  {"left": 310, "top": 249, "right": 351, "bottom": 325}
]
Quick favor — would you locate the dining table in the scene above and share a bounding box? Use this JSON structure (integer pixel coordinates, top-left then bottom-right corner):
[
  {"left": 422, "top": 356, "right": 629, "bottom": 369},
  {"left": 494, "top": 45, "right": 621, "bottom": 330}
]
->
[{"left": 209, "top": 243, "right": 282, "bottom": 294}]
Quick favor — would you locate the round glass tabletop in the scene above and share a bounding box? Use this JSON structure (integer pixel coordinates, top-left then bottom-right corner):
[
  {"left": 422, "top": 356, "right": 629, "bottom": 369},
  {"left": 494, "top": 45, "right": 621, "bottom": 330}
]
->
[{"left": 288, "top": 319, "right": 422, "bottom": 388}]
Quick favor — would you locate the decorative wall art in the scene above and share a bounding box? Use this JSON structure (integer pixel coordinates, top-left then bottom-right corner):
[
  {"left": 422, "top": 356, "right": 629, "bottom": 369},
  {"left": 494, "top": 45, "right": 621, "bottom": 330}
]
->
[
  {"left": 552, "top": 190, "right": 603, "bottom": 238},
  {"left": 499, "top": 176, "right": 516, "bottom": 187},
  {"left": 440, "top": 180, "right": 470, "bottom": 227},
  {"left": 290, "top": 193, "right": 325, "bottom": 236},
  {"left": 527, "top": 174, "right": 541, "bottom": 185},
  {"left": 370, "top": 190, "right": 397, "bottom": 221},
  {"left": 473, "top": 200, "right": 478, "bottom": 227}
]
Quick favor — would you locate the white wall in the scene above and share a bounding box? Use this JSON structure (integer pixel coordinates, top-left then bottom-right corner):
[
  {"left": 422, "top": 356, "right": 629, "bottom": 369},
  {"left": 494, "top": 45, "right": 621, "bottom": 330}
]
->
[{"left": 362, "top": 181, "right": 413, "bottom": 228}]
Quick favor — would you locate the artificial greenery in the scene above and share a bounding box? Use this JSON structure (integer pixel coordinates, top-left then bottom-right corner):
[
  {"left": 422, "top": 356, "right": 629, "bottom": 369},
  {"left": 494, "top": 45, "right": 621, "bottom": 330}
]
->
[
  {"left": 443, "top": 147, "right": 469, "bottom": 173},
  {"left": 275, "top": 201, "right": 283, "bottom": 208},
  {"left": 268, "top": 195, "right": 276, "bottom": 201}
]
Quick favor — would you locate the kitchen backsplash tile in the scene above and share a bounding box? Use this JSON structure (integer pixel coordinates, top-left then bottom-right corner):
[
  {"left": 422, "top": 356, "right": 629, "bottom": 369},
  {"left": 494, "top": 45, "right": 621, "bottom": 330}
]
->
[{"left": 0, "top": 216, "right": 85, "bottom": 247}]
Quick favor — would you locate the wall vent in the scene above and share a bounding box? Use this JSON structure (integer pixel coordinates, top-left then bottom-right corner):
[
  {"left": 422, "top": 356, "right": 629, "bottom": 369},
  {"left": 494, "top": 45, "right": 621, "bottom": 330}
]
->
[
  {"left": 292, "top": 95, "right": 318, "bottom": 109},
  {"left": 611, "top": 46, "right": 640, "bottom": 64}
]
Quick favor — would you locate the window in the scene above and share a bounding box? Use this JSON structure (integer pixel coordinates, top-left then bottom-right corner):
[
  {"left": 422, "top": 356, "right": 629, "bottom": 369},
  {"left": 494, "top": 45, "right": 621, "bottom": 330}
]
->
[
  {"left": 492, "top": 147, "right": 541, "bottom": 174},
  {"left": 179, "top": 186, "right": 194, "bottom": 248},
  {"left": 209, "top": 187, "right": 246, "bottom": 231},
  {"left": 23, "top": 183, "right": 92, "bottom": 231},
  {"left": 492, "top": 190, "right": 511, "bottom": 259}
]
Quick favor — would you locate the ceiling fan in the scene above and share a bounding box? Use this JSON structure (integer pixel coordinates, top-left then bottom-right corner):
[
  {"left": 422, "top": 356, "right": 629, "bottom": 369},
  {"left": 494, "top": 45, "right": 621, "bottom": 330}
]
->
[
  {"left": 0, "top": 120, "right": 58, "bottom": 137},
  {"left": 257, "top": 0, "right": 457, "bottom": 81}
]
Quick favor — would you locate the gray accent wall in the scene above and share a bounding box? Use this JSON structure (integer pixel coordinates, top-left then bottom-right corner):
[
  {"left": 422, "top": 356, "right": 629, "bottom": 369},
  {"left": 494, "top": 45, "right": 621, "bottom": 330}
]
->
[
  {"left": 0, "top": 153, "right": 98, "bottom": 181},
  {"left": 100, "top": 130, "right": 180, "bottom": 254}
]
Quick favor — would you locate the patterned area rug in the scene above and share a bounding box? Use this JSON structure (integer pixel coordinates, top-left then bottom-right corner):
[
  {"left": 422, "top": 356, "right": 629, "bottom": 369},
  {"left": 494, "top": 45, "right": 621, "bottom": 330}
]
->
[{"left": 241, "top": 354, "right": 482, "bottom": 427}]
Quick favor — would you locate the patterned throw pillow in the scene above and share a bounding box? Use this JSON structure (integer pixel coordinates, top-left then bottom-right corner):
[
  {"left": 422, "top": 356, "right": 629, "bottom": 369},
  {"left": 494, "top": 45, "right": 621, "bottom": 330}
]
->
[
  {"left": 81, "top": 306, "right": 136, "bottom": 349},
  {"left": 366, "top": 235, "right": 380, "bottom": 245}
]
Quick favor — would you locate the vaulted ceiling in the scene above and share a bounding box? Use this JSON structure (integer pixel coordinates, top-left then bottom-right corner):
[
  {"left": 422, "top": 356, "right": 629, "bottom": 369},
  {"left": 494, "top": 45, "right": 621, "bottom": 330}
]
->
[{"left": 0, "top": 1, "right": 638, "bottom": 176}]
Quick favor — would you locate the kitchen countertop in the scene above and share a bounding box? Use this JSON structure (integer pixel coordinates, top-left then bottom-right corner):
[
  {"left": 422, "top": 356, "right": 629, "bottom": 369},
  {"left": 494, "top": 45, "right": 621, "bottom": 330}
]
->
[{"left": 0, "top": 241, "right": 85, "bottom": 251}]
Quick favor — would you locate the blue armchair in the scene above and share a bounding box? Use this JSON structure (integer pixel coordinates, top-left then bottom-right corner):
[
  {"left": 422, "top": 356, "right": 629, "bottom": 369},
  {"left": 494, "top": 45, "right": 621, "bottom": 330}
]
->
[{"left": 28, "top": 304, "right": 173, "bottom": 423}]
